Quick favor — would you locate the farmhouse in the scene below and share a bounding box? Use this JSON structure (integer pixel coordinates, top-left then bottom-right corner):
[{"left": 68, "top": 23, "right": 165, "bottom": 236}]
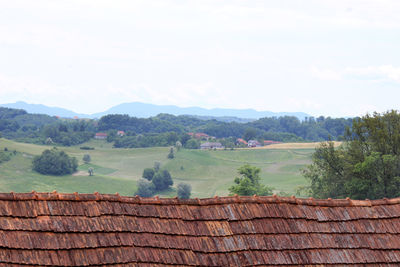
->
[
  {"left": 94, "top": 132, "right": 107, "bottom": 139},
  {"left": 188, "top": 132, "right": 212, "bottom": 140},
  {"left": 236, "top": 138, "right": 248, "bottom": 145},
  {"left": 248, "top": 139, "right": 261, "bottom": 147},
  {"left": 200, "top": 142, "right": 224, "bottom": 149},
  {"left": 1, "top": 192, "right": 400, "bottom": 266},
  {"left": 117, "top": 130, "right": 125, "bottom": 136}
]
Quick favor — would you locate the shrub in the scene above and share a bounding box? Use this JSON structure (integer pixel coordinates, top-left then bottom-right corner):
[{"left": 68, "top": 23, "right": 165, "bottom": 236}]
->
[
  {"left": 88, "top": 167, "right": 94, "bottom": 176},
  {"left": 177, "top": 183, "right": 192, "bottom": 199},
  {"left": 153, "top": 161, "right": 161, "bottom": 172},
  {"left": 167, "top": 147, "right": 174, "bottom": 159},
  {"left": 0, "top": 151, "right": 11, "bottom": 164},
  {"left": 32, "top": 148, "right": 78, "bottom": 175},
  {"left": 185, "top": 139, "right": 199, "bottom": 149},
  {"left": 142, "top": 168, "right": 155, "bottom": 181},
  {"left": 135, "top": 179, "right": 155, "bottom": 197},
  {"left": 82, "top": 154, "right": 91, "bottom": 164},
  {"left": 152, "top": 170, "right": 173, "bottom": 190},
  {"left": 80, "top": 146, "right": 95, "bottom": 150}
]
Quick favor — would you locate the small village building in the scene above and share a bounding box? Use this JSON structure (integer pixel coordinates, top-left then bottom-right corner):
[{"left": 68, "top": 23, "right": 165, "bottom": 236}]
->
[
  {"left": 200, "top": 142, "right": 224, "bottom": 149},
  {"left": 248, "top": 139, "right": 261, "bottom": 147},
  {"left": 117, "top": 130, "right": 125, "bottom": 136},
  {"left": 1, "top": 192, "right": 400, "bottom": 266},
  {"left": 94, "top": 132, "right": 107, "bottom": 139},
  {"left": 187, "top": 132, "right": 213, "bottom": 140},
  {"left": 236, "top": 138, "right": 248, "bottom": 145}
]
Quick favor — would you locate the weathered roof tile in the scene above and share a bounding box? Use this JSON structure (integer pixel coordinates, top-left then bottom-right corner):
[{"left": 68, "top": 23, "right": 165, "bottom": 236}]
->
[{"left": 1, "top": 192, "right": 400, "bottom": 265}]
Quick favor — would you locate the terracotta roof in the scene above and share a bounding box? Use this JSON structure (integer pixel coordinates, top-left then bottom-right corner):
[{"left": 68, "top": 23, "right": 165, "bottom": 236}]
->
[{"left": 1, "top": 192, "right": 400, "bottom": 266}]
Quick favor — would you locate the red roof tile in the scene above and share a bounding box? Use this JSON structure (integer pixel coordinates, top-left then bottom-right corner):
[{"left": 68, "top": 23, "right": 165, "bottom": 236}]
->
[{"left": 1, "top": 192, "right": 400, "bottom": 265}]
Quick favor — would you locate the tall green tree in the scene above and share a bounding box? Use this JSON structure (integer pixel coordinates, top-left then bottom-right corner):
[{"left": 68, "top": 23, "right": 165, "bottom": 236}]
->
[
  {"left": 303, "top": 110, "right": 400, "bottom": 200},
  {"left": 229, "top": 164, "right": 273, "bottom": 196}
]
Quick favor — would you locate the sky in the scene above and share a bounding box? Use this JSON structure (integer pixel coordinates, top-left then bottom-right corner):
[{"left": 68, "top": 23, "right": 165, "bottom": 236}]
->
[{"left": 0, "top": 0, "right": 400, "bottom": 117}]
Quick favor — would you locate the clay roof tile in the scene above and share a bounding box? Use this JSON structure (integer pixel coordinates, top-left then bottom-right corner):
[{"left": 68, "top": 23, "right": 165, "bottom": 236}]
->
[{"left": 1, "top": 192, "right": 400, "bottom": 265}]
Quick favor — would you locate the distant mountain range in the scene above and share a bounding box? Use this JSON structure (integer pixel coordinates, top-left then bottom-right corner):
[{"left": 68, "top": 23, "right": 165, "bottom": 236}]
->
[
  {"left": 0, "top": 101, "right": 88, "bottom": 118},
  {"left": 0, "top": 101, "right": 310, "bottom": 121}
]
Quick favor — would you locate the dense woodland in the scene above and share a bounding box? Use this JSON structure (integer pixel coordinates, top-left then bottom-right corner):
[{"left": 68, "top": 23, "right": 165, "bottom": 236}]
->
[{"left": 0, "top": 107, "right": 353, "bottom": 148}]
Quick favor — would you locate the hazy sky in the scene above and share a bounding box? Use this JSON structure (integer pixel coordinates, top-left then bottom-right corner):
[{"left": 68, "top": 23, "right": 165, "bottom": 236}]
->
[{"left": 1, "top": 0, "right": 400, "bottom": 117}]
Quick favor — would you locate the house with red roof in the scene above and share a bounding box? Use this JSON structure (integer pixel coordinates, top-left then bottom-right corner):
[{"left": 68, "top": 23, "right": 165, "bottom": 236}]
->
[
  {"left": 236, "top": 138, "right": 248, "bottom": 145},
  {"left": 94, "top": 132, "right": 107, "bottom": 139}
]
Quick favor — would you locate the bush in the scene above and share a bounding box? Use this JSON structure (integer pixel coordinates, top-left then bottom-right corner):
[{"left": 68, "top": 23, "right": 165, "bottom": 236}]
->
[
  {"left": 32, "top": 148, "right": 78, "bottom": 175},
  {"left": 135, "top": 179, "right": 155, "bottom": 197},
  {"left": 229, "top": 165, "right": 273, "bottom": 196},
  {"left": 152, "top": 170, "right": 173, "bottom": 190},
  {"left": 185, "top": 139, "right": 199, "bottom": 149},
  {"left": 0, "top": 151, "right": 11, "bottom": 164},
  {"left": 80, "top": 146, "right": 95, "bottom": 150},
  {"left": 154, "top": 161, "right": 161, "bottom": 172},
  {"left": 142, "top": 168, "right": 155, "bottom": 181},
  {"left": 83, "top": 154, "right": 91, "bottom": 164},
  {"left": 167, "top": 147, "right": 174, "bottom": 159},
  {"left": 177, "top": 183, "right": 192, "bottom": 199}
]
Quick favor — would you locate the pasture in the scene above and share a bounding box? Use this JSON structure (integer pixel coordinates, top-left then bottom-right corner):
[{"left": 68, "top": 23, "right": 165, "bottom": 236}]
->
[{"left": 0, "top": 138, "right": 317, "bottom": 197}]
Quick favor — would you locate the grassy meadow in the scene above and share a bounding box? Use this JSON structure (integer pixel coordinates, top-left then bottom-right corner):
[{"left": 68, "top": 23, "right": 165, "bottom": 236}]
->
[{"left": 0, "top": 138, "right": 318, "bottom": 198}]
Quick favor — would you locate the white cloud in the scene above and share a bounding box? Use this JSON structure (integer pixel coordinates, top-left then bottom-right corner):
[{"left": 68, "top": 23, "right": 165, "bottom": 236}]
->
[
  {"left": 345, "top": 65, "right": 400, "bottom": 83},
  {"left": 311, "top": 67, "right": 341, "bottom": 80},
  {"left": 311, "top": 65, "right": 400, "bottom": 83}
]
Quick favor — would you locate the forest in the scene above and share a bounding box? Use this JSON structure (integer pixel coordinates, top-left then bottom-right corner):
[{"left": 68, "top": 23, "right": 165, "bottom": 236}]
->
[{"left": 0, "top": 107, "right": 353, "bottom": 148}]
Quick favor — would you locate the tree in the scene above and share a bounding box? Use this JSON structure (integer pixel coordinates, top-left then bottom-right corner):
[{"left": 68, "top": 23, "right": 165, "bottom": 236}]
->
[
  {"left": 32, "top": 148, "right": 78, "bottom": 175},
  {"left": 175, "top": 141, "right": 182, "bottom": 151},
  {"left": 185, "top": 139, "right": 199, "bottom": 149},
  {"left": 303, "top": 111, "right": 400, "bottom": 200},
  {"left": 167, "top": 147, "right": 174, "bottom": 159},
  {"left": 142, "top": 168, "right": 155, "bottom": 181},
  {"left": 83, "top": 154, "right": 91, "bottom": 164},
  {"left": 229, "top": 165, "right": 273, "bottom": 196},
  {"left": 135, "top": 179, "right": 155, "bottom": 197},
  {"left": 88, "top": 167, "right": 94, "bottom": 176},
  {"left": 45, "top": 137, "right": 54, "bottom": 145},
  {"left": 154, "top": 161, "right": 161, "bottom": 172},
  {"left": 152, "top": 169, "right": 173, "bottom": 190},
  {"left": 243, "top": 128, "right": 257, "bottom": 141},
  {"left": 177, "top": 183, "right": 192, "bottom": 199}
]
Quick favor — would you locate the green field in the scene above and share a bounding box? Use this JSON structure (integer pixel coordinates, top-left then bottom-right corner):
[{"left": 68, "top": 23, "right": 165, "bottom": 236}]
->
[{"left": 0, "top": 138, "right": 314, "bottom": 197}]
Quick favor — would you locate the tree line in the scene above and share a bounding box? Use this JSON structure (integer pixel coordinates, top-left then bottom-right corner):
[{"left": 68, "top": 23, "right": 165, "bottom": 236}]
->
[{"left": 0, "top": 107, "right": 353, "bottom": 148}]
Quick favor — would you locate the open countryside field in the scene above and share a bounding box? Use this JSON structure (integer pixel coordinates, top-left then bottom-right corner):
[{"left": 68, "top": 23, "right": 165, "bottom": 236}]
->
[{"left": 0, "top": 138, "right": 319, "bottom": 197}]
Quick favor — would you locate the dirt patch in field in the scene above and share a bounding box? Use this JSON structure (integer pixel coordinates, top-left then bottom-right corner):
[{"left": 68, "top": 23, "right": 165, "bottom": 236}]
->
[
  {"left": 252, "top": 141, "right": 342, "bottom": 150},
  {"left": 72, "top": 171, "right": 87, "bottom": 176}
]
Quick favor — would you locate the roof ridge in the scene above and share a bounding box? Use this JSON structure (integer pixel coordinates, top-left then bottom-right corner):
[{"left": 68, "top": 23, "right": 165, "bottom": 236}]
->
[{"left": 0, "top": 192, "right": 399, "bottom": 207}]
